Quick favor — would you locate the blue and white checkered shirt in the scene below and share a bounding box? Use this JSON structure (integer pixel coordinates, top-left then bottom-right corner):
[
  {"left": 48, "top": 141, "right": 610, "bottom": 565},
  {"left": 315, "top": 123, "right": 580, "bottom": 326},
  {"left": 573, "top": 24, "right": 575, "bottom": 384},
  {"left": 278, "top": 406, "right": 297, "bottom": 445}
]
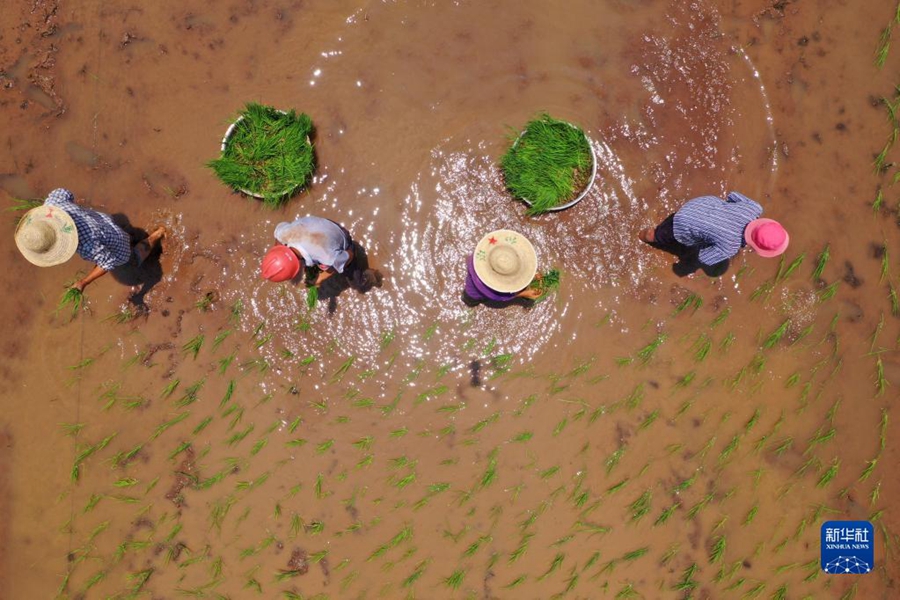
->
[
  {"left": 44, "top": 188, "right": 132, "bottom": 271},
  {"left": 673, "top": 192, "right": 763, "bottom": 266}
]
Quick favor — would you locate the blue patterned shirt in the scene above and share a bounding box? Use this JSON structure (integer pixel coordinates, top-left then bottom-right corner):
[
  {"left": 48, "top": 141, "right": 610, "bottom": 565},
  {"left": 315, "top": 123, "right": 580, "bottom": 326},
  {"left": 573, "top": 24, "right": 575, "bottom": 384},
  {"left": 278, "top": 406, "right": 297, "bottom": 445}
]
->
[
  {"left": 673, "top": 192, "right": 763, "bottom": 266},
  {"left": 44, "top": 188, "right": 132, "bottom": 271}
]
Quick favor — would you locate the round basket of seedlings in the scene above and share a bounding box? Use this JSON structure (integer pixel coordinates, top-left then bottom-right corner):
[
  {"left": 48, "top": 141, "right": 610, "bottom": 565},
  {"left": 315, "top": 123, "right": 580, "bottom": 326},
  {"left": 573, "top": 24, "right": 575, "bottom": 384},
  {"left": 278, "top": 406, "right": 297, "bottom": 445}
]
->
[
  {"left": 501, "top": 113, "right": 597, "bottom": 215},
  {"left": 208, "top": 102, "right": 315, "bottom": 208}
]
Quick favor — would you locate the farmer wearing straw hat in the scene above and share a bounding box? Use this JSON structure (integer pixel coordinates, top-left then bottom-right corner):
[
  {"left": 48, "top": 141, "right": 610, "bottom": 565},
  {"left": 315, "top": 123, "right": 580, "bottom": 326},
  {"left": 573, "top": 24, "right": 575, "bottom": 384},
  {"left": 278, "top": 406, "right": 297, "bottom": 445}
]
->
[
  {"left": 464, "top": 230, "right": 544, "bottom": 303},
  {"left": 639, "top": 192, "right": 789, "bottom": 267},
  {"left": 14, "top": 188, "right": 165, "bottom": 291}
]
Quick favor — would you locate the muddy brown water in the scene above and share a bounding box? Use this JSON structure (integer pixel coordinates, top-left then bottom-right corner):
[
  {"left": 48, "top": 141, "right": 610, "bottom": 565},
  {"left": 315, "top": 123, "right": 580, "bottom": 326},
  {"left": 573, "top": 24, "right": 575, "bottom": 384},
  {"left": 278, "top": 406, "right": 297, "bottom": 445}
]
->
[{"left": 1, "top": 0, "right": 899, "bottom": 598}]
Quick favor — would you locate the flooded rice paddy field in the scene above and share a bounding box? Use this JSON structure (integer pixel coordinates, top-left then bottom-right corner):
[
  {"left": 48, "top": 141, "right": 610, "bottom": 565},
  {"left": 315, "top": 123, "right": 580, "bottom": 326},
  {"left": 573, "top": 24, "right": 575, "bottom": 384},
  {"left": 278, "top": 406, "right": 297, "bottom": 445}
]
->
[{"left": 1, "top": 0, "right": 900, "bottom": 598}]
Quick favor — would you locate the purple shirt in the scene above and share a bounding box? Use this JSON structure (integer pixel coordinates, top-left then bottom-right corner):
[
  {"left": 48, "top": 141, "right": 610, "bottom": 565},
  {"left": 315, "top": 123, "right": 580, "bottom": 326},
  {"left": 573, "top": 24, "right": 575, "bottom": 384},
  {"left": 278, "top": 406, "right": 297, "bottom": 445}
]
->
[{"left": 464, "top": 255, "right": 517, "bottom": 302}]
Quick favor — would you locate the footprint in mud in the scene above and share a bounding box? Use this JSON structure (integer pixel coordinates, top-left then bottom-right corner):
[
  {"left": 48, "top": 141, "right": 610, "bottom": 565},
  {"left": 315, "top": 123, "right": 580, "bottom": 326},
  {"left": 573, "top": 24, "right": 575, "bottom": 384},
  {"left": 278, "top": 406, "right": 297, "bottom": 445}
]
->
[
  {"left": 287, "top": 548, "right": 309, "bottom": 575},
  {"left": 141, "top": 164, "right": 189, "bottom": 199},
  {"left": 842, "top": 260, "right": 863, "bottom": 288},
  {"left": 165, "top": 446, "right": 195, "bottom": 506},
  {"left": 64, "top": 140, "right": 99, "bottom": 167}
]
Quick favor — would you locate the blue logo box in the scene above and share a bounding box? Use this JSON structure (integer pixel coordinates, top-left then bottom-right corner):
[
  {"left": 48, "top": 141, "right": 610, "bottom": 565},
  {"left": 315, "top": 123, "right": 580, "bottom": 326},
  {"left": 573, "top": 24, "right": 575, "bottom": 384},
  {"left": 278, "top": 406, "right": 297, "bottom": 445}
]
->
[{"left": 821, "top": 521, "right": 874, "bottom": 574}]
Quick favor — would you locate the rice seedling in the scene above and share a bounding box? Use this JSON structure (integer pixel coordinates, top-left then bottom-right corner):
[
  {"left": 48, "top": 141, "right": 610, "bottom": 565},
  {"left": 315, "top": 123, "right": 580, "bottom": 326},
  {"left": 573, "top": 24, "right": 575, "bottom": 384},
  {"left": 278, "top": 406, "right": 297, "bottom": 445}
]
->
[
  {"left": 305, "top": 285, "right": 318, "bottom": 310},
  {"left": 762, "top": 320, "right": 790, "bottom": 349},
  {"left": 195, "top": 292, "right": 216, "bottom": 312},
  {"left": 875, "top": 356, "right": 888, "bottom": 395},
  {"left": 709, "top": 535, "right": 726, "bottom": 563},
  {"left": 694, "top": 334, "right": 712, "bottom": 361},
  {"left": 749, "top": 280, "right": 774, "bottom": 302},
  {"left": 226, "top": 425, "right": 254, "bottom": 447},
  {"left": 817, "top": 458, "right": 840, "bottom": 487},
  {"left": 402, "top": 559, "right": 430, "bottom": 588},
  {"left": 208, "top": 103, "right": 315, "bottom": 207},
  {"left": 743, "top": 504, "right": 759, "bottom": 525},
  {"left": 182, "top": 334, "right": 204, "bottom": 360},
  {"left": 127, "top": 568, "right": 153, "bottom": 594},
  {"left": 103, "top": 305, "right": 137, "bottom": 324},
  {"left": 507, "top": 533, "right": 534, "bottom": 564},
  {"left": 776, "top": 253, "right": 805, "bottom": 283},
  {"left": 812, "top": 244, "right": 830, "bottom": 280},
  {"left": 614, "top": 583, "right": 639, "bottom": 599},
  {"left": 462, "top": 534, "right": 492, "bottom": 558},
  {"left": 217, "top": 352, "right": 236, "bottom": 374},
  {"left": 529, "top": 268, "right": 561, "bottom": 301},
  {"left": 640, "top": 543, "right": 670, "bottom": 570},
  {"left": 621, "top": 547, "right": 649, "bottom": 562},
  {"left": 627, "top": 490, "right": 652, "bottom": 523},
  {"left": 818, "top": 280, "right": 840, "bottom": 302},
  {"left": 71, "top": 432, "right": 117, "bottom": 481},
  {"left": 871, "top": 481, "right": 882, "bottom": 505},
  {"left": 7, "top": 197, "right": 42, "bottom": 221},
  {"left": 672, "top": 563, "right": 698, "bottom": 594},
  {"left": 718, "top": 435, "right": 741, "bottom": 464},
  {"left": 254, "top": 332, "right": 273, "bottom": 349},
  {"left": 859, "top": 458, "right": 879, "bottom": 482},
  {"left": 369, "top": 525, "right": 413, "bottom": 562},
  {"left": 56, "top": 288, "right": 85, "bottom": 318},
  {"left": 504, "top": 574, "right": 528, "bottom": 589},
  {"left": 440, "top": 567, "right": 466, "bottom": 590},
  {"left": 687, "top": 493, "right": 714, "bottom": 519},
  {"left": 331, "top": 356, "right": 355, "bottom": 382},
  {"left": 638, "top": 410, "right": 659, "bottom": 432},
  {"left": 175, "top": 378, "right": 205, "bottom": 408},
  {"left": 537, "top": 552, "right": 565, "bottom": 581},
  {"left": 241, "top": 357, "right": 269, "bottom": 373},
  {"left": 635, "top": 333, "right": 666, "bottom": 364},
  {"left": 150, "top": 410, "right": 191, "bottom": 441},
  {"left": 805, "top": 426, "right": 835, "bottom": 453},
  {"left": 478, "top": 449, "right": 499, "bottom": 489},
  {"left": 841, "top": 582, "right": 859, "bottom": 600},
  {"left": 59, "top": 422, "right": 84, "bottom": 437},
  {"left": 876, "top": 24, "right": 892, "bottom": 68}
]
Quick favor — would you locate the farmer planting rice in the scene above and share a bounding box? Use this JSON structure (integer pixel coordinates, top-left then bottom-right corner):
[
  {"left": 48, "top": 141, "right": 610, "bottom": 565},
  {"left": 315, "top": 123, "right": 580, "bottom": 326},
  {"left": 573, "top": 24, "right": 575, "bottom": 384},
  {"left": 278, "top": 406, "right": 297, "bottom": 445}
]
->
[
  {"left": 261, "top": 216, "right": 353, "bottom": 285},
  {"left": 639, "top": 191, "right": 789, "bottom": 269},
  {"left": 14, "top": 188, "right": 165, "bottom": 293},
  {"left": 463, "top": 229, "right": 559, "bottom": 304}
]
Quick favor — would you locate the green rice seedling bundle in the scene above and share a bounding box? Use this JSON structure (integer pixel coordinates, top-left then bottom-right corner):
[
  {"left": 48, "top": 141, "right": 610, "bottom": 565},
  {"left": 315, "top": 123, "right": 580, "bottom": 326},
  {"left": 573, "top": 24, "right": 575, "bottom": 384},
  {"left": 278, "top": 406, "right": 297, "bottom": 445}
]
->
[
  {"left": 7, "top": 198, "right": 42, "bottom": 224},
  {"left": 529, "top": 268, "right": 561, "bottom": 300},
  {"left": 501, "top": 114, "right": 593, "bottom": 215},
  {"left": 57, "top": 288, "right": 84, "bottom": 318},
  {"left": 208, "top": 103, "right": 315, "bottom": 207}
]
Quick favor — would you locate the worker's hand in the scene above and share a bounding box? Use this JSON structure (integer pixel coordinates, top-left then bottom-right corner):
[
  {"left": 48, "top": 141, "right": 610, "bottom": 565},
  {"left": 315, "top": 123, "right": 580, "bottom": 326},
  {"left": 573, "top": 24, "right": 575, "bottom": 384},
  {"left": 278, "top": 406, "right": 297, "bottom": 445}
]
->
[
  {"left": 314, "top": 269, "right": 334, "bottom": 286},
  {"left": 71, "top": 280, "right": 87, "bottom": 293},
  {"left": 517, "top": 287, "right": 543, "bottom": 300}
]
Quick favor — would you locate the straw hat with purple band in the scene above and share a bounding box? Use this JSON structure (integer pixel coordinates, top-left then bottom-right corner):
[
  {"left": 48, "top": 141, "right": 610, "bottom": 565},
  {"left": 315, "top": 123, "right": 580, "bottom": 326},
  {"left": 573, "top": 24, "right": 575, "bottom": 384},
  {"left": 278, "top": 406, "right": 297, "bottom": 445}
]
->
[
  {"left": 744, "top": 218, "right": 789, "bottom": 258},
  {"left": 473, "top": 229, "right": 537, "bottom": 293},
  {"left": 14, "top": 205, "right": 79, "bottom": 267}
]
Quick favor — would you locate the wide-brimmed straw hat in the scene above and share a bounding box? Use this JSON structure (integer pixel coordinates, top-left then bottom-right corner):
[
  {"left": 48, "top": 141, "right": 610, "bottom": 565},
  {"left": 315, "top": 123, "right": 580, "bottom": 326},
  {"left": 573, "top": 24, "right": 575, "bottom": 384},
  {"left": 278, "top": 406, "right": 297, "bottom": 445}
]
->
[
  {"left": 745, "top": 218, "right": 789, "bottom": 258},
  {"left": 14, "top": 205, "right": 79, "bottom": 267},
  {"left": 473, "top": 229, "right": 537, "bottom": 293}
]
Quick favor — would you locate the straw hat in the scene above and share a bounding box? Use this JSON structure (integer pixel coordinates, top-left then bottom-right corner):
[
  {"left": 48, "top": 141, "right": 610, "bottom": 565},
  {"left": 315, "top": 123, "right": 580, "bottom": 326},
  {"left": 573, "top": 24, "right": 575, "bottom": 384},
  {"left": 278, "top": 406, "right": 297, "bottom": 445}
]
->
[
  {"left": 14, "top": 205, "right": 79, "bottom": 267},
  {"left": 473, "top": 229, "right": 537, "bottom": 293},
  {"left": 744, "top": 218, "right": 789, "bottom": 258}
]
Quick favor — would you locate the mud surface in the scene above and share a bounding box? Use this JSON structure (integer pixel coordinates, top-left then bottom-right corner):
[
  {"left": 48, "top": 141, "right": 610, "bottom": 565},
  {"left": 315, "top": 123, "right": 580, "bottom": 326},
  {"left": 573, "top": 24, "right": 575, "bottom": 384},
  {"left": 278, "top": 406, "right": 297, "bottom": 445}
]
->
[{"left": 1, "top": 0, "right": 899, "bottom": 598}]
